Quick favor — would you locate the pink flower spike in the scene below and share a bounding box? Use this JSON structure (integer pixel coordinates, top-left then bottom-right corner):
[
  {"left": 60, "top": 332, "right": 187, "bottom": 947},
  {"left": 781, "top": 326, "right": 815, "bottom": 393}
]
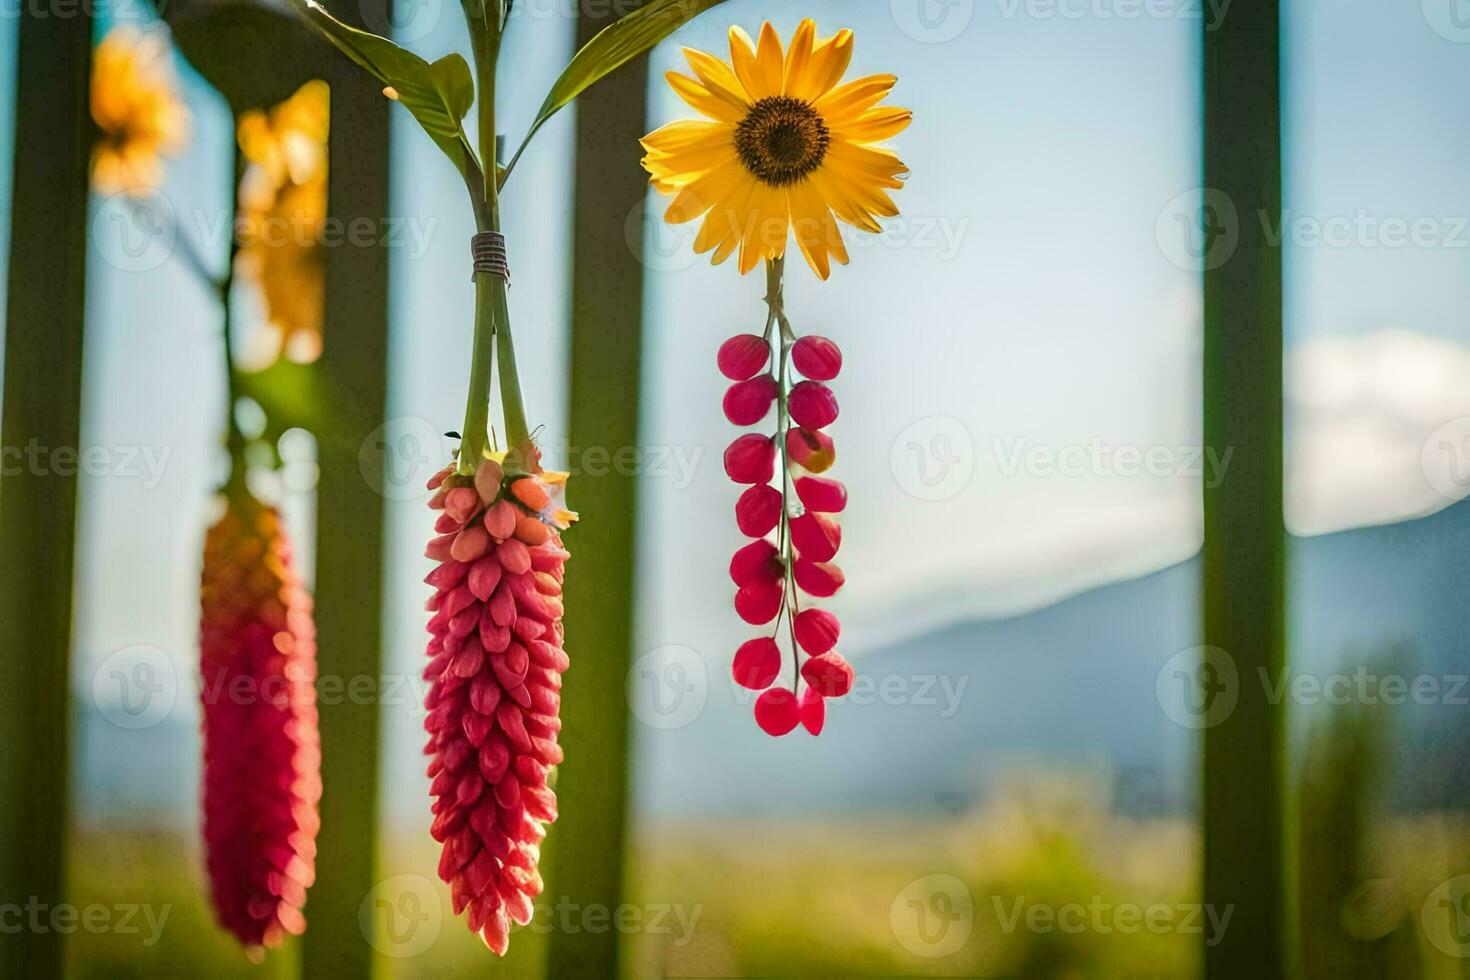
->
[
  {"left": 801, "top": 650, "right": 855, "bottom": 698},
  {"left": 718, "top": 334, "right": 770, "bottom": 380},
  {"left": 794, "top": 476, "right": 847, "bottom": 513},
  {"left": 754, "top": 688, "right": 800, "bottom": 736},
  {"left": 799, "top": 686, "right": 826, "bottom": 734},
  {"left": 794, "top": 608, "right": 840, "bottom": 654},
  {"left": 735, "top": 484, "right": 783, "bottom": 537},
  {"left": 732, "top": 637, "right": 781, "bottom": 690},
  {"left": 723, "top": 375, "right": 778, "bottom": 425},
  {"left": 724, "top": 434, "right": 776, "bottom": 484},
  {"left": 788, "top": 381, "right": 839, "bottom": 429},
  {"left": 791, "top": 335, "right": 842, "bottom": 381},
  {"left": 790, "top": 512, "right": 841, "bottom": 562}
]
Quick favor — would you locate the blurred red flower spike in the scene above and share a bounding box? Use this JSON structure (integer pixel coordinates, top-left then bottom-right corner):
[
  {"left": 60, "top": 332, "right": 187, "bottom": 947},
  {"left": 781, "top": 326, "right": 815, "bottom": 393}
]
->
[
  {"left": 790, "top": 512, "right": 841, "bottom": 562},
  {"left": 732, "top": 637, "right": 781, "bottom": 690},
  {"left": 788, "top": 380, "right": 838, "bottom": 429},
  {"left": 794, "top": 608, "right": 840, "bottom": 654},
  {"left": 729, "top": 539, "right": 781, "bottom": 586},
  {"left": 754, "top": 687, "right": 800, "bottom": 736},
  {"left": 723, "top": 375, "right": 778, "bottom": 425},
  {"left": 791, "top": 335, "right": 842, "bottom": 380},
  {"left": 801, "top": 651, "right": 854, "bottom": 698},
  {"left": 794, "top": 476, "right": 847, "bottom": 513},
  {"left": 785, "top": 427, "right": 836, "bottom": 473},
  {"left": 799, "top": 686, "right": 826, "bottom": 734},
  {"left": 725, "top": 434, "right": 776, "bottom": 484},
  {"left": 735, "top": 580, "right": 784, "bottom": 624},
  {"left": 793, "top": 557, "right": 844, "bottom": 597},
  {"left": 735, "top": 484, "right": 783, "bottom": 537},
  {"left": 718, "top": 334, "right": 770, "bottom": 380}
]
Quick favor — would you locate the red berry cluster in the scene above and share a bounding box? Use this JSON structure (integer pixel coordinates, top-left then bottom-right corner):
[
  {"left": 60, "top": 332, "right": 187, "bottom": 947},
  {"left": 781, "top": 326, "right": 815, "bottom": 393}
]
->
[{"left": 720, "top": 331, "right": 855, "bottom": 737}]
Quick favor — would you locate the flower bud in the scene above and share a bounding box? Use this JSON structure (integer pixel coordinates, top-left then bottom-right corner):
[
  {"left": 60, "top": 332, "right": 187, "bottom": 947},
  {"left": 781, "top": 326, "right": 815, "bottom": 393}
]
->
[
  {"left": 799, "top": 686, "right": 826, "bottom": 735},
  {"left": 794, "top": 476, "right": 846, "bottom": 513},
  {"left": 791, "top": 335, "right": 842, "bottom": 381},
  {"left": 790, "top": 511, "right": 841, "bottom": 562},
  {"left": 754, "top": 687, "right": 800, "bottom": 736},
  {"left": 794, "top": 608, "right": 840, "bottom": 654},
  {"left": 801, "top": 651, "right": 854, "bottom": 698},
  {"left": 723, "top": 374, "right": 778, "bottom": 425},
  {"left": 735, "top": 484, "right": 783, "bottom": 537},
  {"left": 724, "top": 434, "right": 776, "bottom": 484},
  {"left": 732, "top": 637, "right": 781, "bottom": 690},
  {"left": 734, "top": 580, "right": 784, "bottom": 624},
  {"left": 729, "top": 539, "right": 781, "bottom": 586},
  {"left": 788, "top": 381, "right": 838, "bottom": 429},
  {"left": 793, "top": 558, "right": 844, "bottom": 597},
  {"left": 718, "top": 334, "right": 770, "bottom": 380},
  {"left": 785, "top": 427, "right": 835, "bottom": 473}
]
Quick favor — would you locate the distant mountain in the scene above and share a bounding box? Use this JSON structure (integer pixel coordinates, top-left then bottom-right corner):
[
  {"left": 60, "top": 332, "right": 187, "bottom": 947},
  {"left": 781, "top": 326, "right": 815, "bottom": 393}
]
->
[{"left": 74, "top": 500, "right": 1470, "bottom": 826}]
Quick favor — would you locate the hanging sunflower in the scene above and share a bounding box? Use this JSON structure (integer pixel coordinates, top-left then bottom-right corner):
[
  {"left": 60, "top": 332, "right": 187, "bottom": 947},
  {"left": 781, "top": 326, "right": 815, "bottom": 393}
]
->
[
  {"left": 90, "top": 26, "right": 190, "bottom": 197},
  {"left": 640, "top": 19, "right": 910, "bottom": 280}
]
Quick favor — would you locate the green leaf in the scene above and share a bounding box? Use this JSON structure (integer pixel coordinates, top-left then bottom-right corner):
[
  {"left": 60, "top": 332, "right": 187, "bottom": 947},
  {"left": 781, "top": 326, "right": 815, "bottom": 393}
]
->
[
  {"left": 289, "top": 0, "right": 482, "bottom": 187},
  {"left": 501, "top": 0, "right": 731, "bottom": 184}
]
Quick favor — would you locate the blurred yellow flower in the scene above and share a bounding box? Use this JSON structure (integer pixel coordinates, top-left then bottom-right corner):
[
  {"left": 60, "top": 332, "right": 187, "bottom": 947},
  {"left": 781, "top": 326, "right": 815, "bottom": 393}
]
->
[
  {"left": 641, "top": 19, "right": 910, "bottom": 280},
  {"left": 90, "top": 26, "right": 189, "bottom": 196},
  {"left": 235, "top": 80, "right": 330, "bottom": 367}
]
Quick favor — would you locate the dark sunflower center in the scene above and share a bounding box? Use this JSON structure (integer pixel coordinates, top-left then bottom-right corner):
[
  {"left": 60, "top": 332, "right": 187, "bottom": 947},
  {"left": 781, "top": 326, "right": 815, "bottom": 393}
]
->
[{"left": 734, "top": 96, "right": 830, "bottom": 187}]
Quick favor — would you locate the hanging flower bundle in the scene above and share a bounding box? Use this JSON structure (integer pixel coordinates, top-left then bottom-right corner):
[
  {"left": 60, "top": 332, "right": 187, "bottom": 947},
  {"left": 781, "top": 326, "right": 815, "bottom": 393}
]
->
[{"left": 641, "top": 19, "right": 910, "bottom": 736}]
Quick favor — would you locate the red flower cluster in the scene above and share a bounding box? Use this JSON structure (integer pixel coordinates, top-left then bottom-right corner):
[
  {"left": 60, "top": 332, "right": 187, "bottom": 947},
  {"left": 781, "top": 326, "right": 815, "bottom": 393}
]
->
[
  {"left": 721, "top": 332, "right": 855, "bottom": 737},
  {"left": 199, "top": 496, "right": 321, "bottom": 951},
  {"left": 422, "top": 453, "right": 573, "bottom": 955}
]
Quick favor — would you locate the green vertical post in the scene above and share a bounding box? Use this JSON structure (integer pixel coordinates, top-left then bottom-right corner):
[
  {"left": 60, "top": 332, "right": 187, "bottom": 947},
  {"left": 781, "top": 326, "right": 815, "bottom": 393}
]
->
[
  {"left": 1202, "top": 3, "right": 1287, "bottom": 978},
  {"left": 299, "top": 51, "right": 393, "bottom": 980},
  {"left": 0, "top": 13, "right": 92, "bottom": 979},
  {"left": 544, "top": 8, "right": 649, "bottom": 978}
]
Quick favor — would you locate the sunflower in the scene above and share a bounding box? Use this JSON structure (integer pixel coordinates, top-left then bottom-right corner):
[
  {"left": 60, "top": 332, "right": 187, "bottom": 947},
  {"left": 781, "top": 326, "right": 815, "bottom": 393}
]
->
[
  {"left": 641, "top": 19, "right": 910, "bottom": 280},
  {"left": 90, "top": 26, "right": 189, "bottom": 197}
]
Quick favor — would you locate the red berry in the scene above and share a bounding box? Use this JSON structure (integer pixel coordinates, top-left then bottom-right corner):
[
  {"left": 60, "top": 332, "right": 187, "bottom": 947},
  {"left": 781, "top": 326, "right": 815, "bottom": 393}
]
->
[
  {"left": 794, "top": 608, "right": 840, "bottom": 654},
  {"left": 794, "top": 476, "right": 846, "bottom": 513},
  {"left": 801, "top": 651, "right": 854, "bottom": 697},
  {"left": 723, "top": 375, "right": 778, "bottom": 425},
  {"left": 790, "top": 512, "right": 841, "bottom": 562},
  {"left": 792, "top": 335, "right": 842, "bottom": 380},
  {"left": 729, "top": 539, "right": 781, "bottom": 586},
  {"left": 788, "top": 381, "right": 838, "bottom": 429},
  {"left": 798, "top": 686, "right": 826, "bottom": 734},
  {"left": 785, "top": 427, "right": 836, "bottom": 473},
  {"left": 718, "top": 334, "right": 770, "bottom": 380},
  {"left": 735, "top": 580, "right": 784, "bottom": 624},
  {"left": 735, "top": 484, "right": 782, "bottom": 537},
  {"left": 793, "top": 558, "right": 844, "bottom": 597},
  {"left": 724, "top": 434, "right": 775, "bottom": 484},
  {"left": 732, "top": 637, "right": 781, "bottom": 690},
  {"left": 754, "top": 687, "right": 800, "bottom": 736}
]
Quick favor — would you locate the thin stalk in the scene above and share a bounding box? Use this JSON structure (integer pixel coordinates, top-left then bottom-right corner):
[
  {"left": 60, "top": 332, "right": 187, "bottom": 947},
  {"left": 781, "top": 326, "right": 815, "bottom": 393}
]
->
[
  {"left": 764, "top": 256, "right": 801, "bottom": 692},
  {"left": 220, "top": 142, "right": 248, "bottom": 497}
]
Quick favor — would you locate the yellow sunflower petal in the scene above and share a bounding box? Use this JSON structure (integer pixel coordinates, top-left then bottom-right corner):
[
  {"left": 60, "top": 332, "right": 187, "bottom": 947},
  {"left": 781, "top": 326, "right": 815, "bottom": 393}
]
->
[
  {"left": 665, "top": 71, "right": 745, "bottom": 123},
  {"left": 787, "top": 180, "right": 836, "bottom": 280},
  {"left": 643, "top": 138, "right": 740, "bottom": 183},
  {"left": 665, "top": 159, "right": 747, "bottom": 224},
  {"left": 728, "top": 27, "right": 765, "bottom": 100},
  {"left": 641, "top": 119, "right": 733, "bottom": 156},
  {"left": 752, "top": 22, "right": 786, "bottom": 99},
  {"left": 826, "top": 140, "right": 909, "bottom": 188},
  {"left": 739, "top": 181, "right": 787, "bottom": 274},
  {"left": 794, "top": 29, "right": 855, "bottom": 102},
  {"left": 782, "top": 19, "right": 816, "bottom": 97},
  {"left": 682, "top": 47, "right": 752, "bottom": 109},
  {"left": 821, "top": 161, "right": 901, "bottom": 219},
  {"left": 813, "top": 73, "right": 899, "bottom": 122},
  {"left": 809, "top": 167, "right": 883, "bottom": 233},
  {"left": 831, "top": 105, "right": 913, "bottom": 143},
  {"left": 709, "top": 175, "right": 760, "bottom": 265}
]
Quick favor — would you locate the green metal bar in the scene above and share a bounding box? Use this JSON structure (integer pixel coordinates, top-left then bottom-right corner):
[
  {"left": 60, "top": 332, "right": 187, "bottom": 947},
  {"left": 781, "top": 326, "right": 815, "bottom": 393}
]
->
[
  {"left": 299, "top": 53, "right": 393, "bottom": 980},
  {"left": 0, "top": 13, "right": 92, "bottom": 979},
  {"left": 1202, "top": 4, "right": 1288, "bottom": 978},
  {"left": 543, "top": 8, "right": 649, "bottom": 978}
]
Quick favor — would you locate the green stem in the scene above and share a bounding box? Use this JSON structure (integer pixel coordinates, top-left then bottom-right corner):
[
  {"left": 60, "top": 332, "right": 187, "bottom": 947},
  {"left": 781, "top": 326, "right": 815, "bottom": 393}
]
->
[{"left": 764, "top": 256, "right": 801, "bottom": 692}]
